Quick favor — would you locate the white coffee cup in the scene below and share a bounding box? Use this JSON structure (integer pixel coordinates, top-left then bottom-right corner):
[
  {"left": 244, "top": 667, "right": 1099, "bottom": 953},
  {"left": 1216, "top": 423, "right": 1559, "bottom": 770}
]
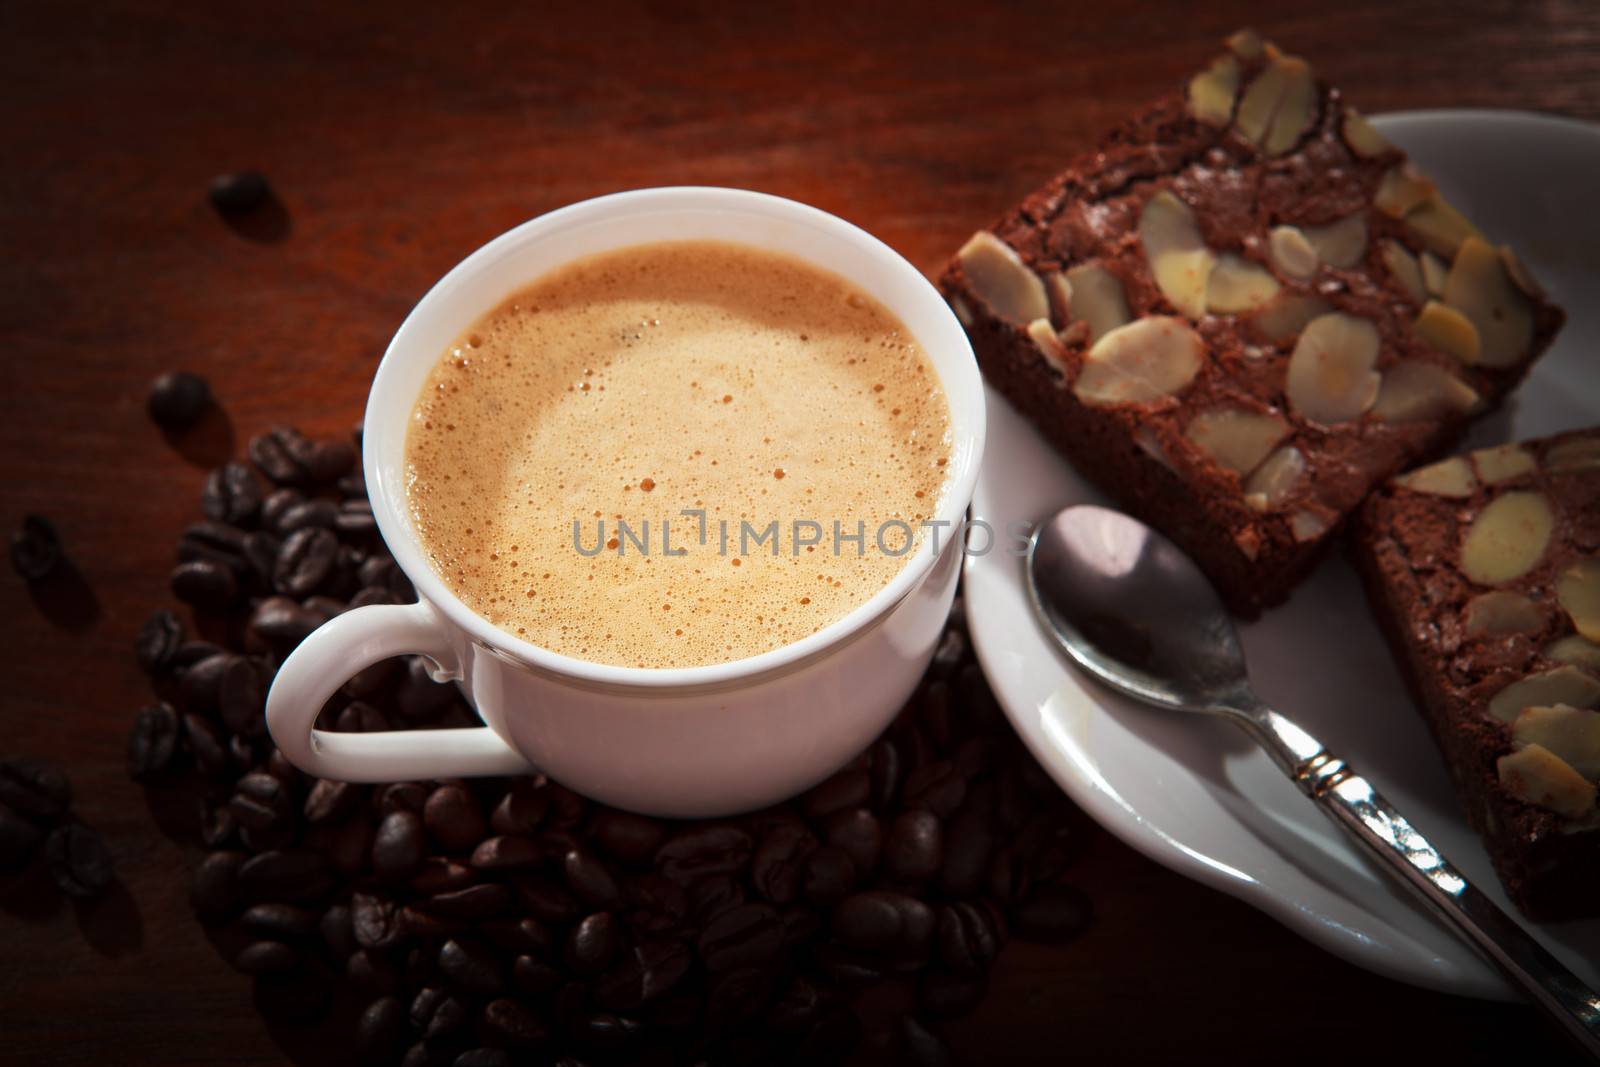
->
[{"left": 264, "top": 187, "right": 985, "bottom": 817}]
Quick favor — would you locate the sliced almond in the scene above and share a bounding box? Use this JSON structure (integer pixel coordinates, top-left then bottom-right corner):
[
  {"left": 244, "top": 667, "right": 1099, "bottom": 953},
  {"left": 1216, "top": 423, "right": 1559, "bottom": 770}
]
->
[
  {"left": 1303, "top": 215, "right": 1367, "bottom": 269},
  {"left": 955, "top": 231, "right": 1049, "bottom": 325},
  {"left": 1463, "top": 591, "right": 1544, "bottom": 637},
  {"left": 1557, "top": 559, "right": 1600, "bottom": 643},
  {"left": 1381, "top": 240, "right": 1426, "bottom": 303},
  {"left": 1243, "top": 446, "right": 1305, "bottom": 510},
  {"left": 1513, "top": 705, "right": 1600, "bottom": 780},
  {"left": 948, "top": 295, "right": 973, "bottom": 327},
  {"left": 1286, "top": 312, "right": 1381, "bottom": 424},
  {"left": 1267, "top": 225, "right": 1318, "bottom": 281},
  {"left": 1188, "top": 54, "right": 1242, "bottom": 126},
  {"left": 1251, "top": 292, "right": 1331, "bottom": 344},
  {"left": 1420, "top": 251, "right": 1449, "bottom": 297},
  {"left": 1072, "top": 316, "right": 1204, "bottom": 407},
  {"left": 1393, "top": 456, "right": 1477, "bottom": 498},
  {"left": 1206, "top": 253, "right": 1281, "bottom": 313},
  {"left": 1414, "top": 301, "right": 1481, "bottom": 364},
  {"left": 1547, "top": 436, "right": 1600, "bottom": 474},
  {"left": 1500, "top": 246, "right": 1546, "bottom": 299},
  {"left": 1184, "top": 407, "right": 1290, "bottom": 475},
  {"left": 1443, "top": 236, "right": 1534, "bottom": 369},
  {"left": 1406, "top": 197, "right": 1483, "bottom": 259},
  {"left": 1547, "top": 635, "right": 1600, "bottom": 671},
  {"left": 1374, "top": 165, "right": 1436, "bottom": 218},
  {"left": 1461, "top": 490, "right": 1554, "bottom": 586},
  {"left": 1497, "top": 744, "right": 1597, "bottom": 818},
  {"left": 1341, "top": 109, "right": 1392, "bottom": 158},
  {"left": 1235, "top": 54, "right": 1317, "bottom": 156},
  {"left": 1488, "top": 666, "right": 1600, "bottom": 723},
  {"left": 1371, "top": 360, "right": 1481, "bottom": 423},
  {"left": 1290, "top": 510, "right": 1328, "bottom": 542},
  {"left": 1026, "top": 318, "right": 1068, "bottom": 376},
  {"left": 1045, "top": 272, "right": 1074, "bottom": 325},
  {"left": 1226, "top": 28, "right": 1266, "bottom": 62},
  {"left": 1139, "top": 192, "right": 1214, "bottom": 319},
  {"left": 1471, "top": 443, "right": 1536, "bottom": 485},
  {"left": 1134, "top": 428, "right": 1176, "bottom": 473},
  {"left": 1064, "top": 263, "right": 1132, "bottom": 342}
]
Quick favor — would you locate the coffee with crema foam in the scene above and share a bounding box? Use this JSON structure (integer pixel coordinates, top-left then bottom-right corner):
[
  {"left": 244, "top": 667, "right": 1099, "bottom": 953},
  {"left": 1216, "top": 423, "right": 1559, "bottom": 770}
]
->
[{"left": 404, "top": 240, "right": 950, "bottom": 668}]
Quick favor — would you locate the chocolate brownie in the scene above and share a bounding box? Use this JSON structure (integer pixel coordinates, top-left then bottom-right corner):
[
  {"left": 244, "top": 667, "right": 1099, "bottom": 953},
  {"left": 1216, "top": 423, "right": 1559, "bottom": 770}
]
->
[
  {"left": 939, "top": 29, "right": 1565, "bottom": 616},
  {"left": 1353, "top": 430, "right": 1600, "bottom": 918}
]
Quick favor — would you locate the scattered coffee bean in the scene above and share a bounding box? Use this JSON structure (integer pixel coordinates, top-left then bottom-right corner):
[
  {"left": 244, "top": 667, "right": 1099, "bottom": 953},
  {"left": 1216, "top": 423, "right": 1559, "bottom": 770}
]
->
[
  {"left": 135, "top": 609, "right": 186, "bottom": 675},
  {"left": 274, "top": 527, "right": 338, "bottom": 597},
  {"left": 0, "top": 758, "right": 71, "bottom": 822},
  {"left": 372, "top": 811, "right": 427, "bottom": 881},
  {"left": 357, "top": 996, "right": 409, "bottom": 1065},
  {"left": 45, "top": 822, "right": 113, "bottom": 899},
  {"left": 147, "top": 370, "right": 212, "bottom": 430},
  {"left": 127, "top": 702, "right": 181, "bottom": 779},
  {"left": 202, "top": 462, "right": 261, "bottom": 524},
  {"left": 566, "top": 911, "right": 621, "bottom": 976},
  {"left": 236, "top": 940, "right": 298, "bottom": 975},
  {"left": 171, "top": 558, "right": 239, "bottom": 609},
  {"left": 209, "top": 171, "right": 270, "bottom": 215},
  {"left": 423, "top": 785, "right": 485, "bottom": 853},
  {"left": 884, "top": 810, "right": 943, "bottom": 883},
  {"left": 10, "top": 514, "right": 63, "bottom": 582}
]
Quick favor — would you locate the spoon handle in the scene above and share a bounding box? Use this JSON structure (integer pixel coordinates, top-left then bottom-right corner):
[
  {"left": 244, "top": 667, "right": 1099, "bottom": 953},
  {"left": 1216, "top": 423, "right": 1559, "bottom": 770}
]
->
[{"left": 1237, "top": 703, "right": 1600, "bottom": 1057}]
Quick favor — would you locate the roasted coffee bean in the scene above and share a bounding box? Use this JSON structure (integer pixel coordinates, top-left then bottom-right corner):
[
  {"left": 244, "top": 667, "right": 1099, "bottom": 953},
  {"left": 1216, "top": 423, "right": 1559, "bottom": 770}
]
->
[
  {"left": 868, "top": 738, "right": 904, "bottom": 809},
  {"left": 705, "top": 966, "right": 776, "bottom": 1032},
  {"left": 44, "top": 823, "right": 113, "bottom": 899},
  {"left": 781, "top": 905, "right": 822, "bottom": 949},
  {"left": 455, "top": 1047, "right": 512, "bottom": 1067},
  {"left": 564, "top": 848, "right": 622, "bottom": 909},
  {"left": 421, "top": 994, "right": 469, "bottom": 1054},
  {"left": 939, "top": 803, "right": 993, "bottom": 898},
  {"left": 147, "top": 370, "right": 212, "bottom": 429},
  {"left": 182, "top": 713, "right": 228, "bottom": 777},
  {"left": 0, "top": 805, "right": 43, "bottom": 868},
  {"left": 488, "top": 779, "right": 548, "bottom": 836},
  {"left": 240, "top": 902, "right": 319, "bottom": 941},
  {"left": 822, "top": 808, "right": 881, "bottom": 880},
  {"left": 802, "top": 846, "right": 856, "bottom": 907},
  {"left": 182, "top": 519, "right": 249, "bottom": 556},
  {"left": 481, "top": 997, "right": 549, "bottom": 1050},
  {"left": 439, "top": 936, "right": 505, "bottom": 997},
  {"left": 372, "top": 811, "right": 426, "bottom": 881},
  {"left": 930, "top": 626, "right": 967, "bottom": 678},
  {"left": 247, "top": 595, "right": 314, "bottom": 648},
  {"left": 239, "top": 531, "right": 280, "bottom": 587},
  {"left": 936, "top": 902, "right": 1001, "bottom": 976},
  {"left": 171, "top": 558, "right": 239, "bottom": 609},
  {"left": 765, "top": 974, "right": 832, "bottom": 1033},
  {"left": 0, "top": 758, "right": 70, "bottom": 823},
  {"left": 802, "top": 767, "right": 869, "bottom": 820},
  {"left": 427, "top": 883, "right": 512, "bottom": 921},
  {"left": 471, "top": 834, "right": 542, "bottom": 871},
  {"left": 917, "top": 969, "right": 986, "bottom": 1019},
  {"left": 984, "top": 845, "right": 1029, "bottom": 907},
  {"left": 320, "top": 904, "right": 358, "bottom": 960},
  {"left": 954, "top": 736, "right": 1002, "bottom": 781},
  {"left": 127, "top": 701, "right": 181, "bottom": 779},
  {"left": 209, "top": 171, "right": 270, "bottom": 215},
  {"left": 883, "top": 810, "right": 943, "bottom": 883},
  {"left": 178, "top": 651, "right": 233, "bottom": 712},
  {"left": 798, "top": 1006, "right": 861, "bottom": 1063},
  {"left": 230, "top": 773, "right": 292, "bottom": 832},
  {"left": 655, "top": 826, "right": 752, "bottom": 885},
  {"left": 274, "top": 527, "right": 338, "bottom": 597},
  {"left": 10, "top": 514, "right": 64, "bottom": 582},
  {"left": 134, "top": 610, "right": 185, "bottom": 675},
  {"left": 904, "top": 760, "right": 967, "bottom": 818},
  {"left": 423, "top": 784, "right": 485, "bottom": 853},
  {"left": 341, "top": 655, "right": 397, "bottom": 700},
  {"left": 218, "top": 657, "right": 266, "bottom": 735},
  {"left": 697, "top": 902, "right": 783, "bottom": 972},
  {"left": 688, "top": 875, "right": 745, "bottom": 924},
  {"left": 338, "top": 470, "right": 367, "bottom": 498},
  {"left": 307, "top": 438, "right": 356, "bottom": 483},
  {"left": 261, "top": 487, "right": 303, "bottom": 531},
  {"left": 588, "top": 810, "right": 662, "bottom": 868},
  {"left": 235, "top": 940, "right": 298, "bottom": 974},
  {"left": 594, "top": 938, "right": 691, "bottom": 1011},
  {"left": 202, "top": 462, "right": 261, "bottom": 525},
  {"left": 481, "top": 916, "right": 553, "bottom": 959},
  {"left": 190, "top": 849, "right": 245, "bottom": 922},
  {"left": 396, "top": 656, "right": 457, "bottom": 721},
  {"left": 832, "top": 891, "right": 933, "bottom": 958},
  {"left": 512, "top": 875, "right": 579, "bottom": 926},
  {"left": 411, "top": 857, "right": 478, "bottom": 895},
  {"left": 337, "top": 499, "right": 377, "bottom": 536},
  {"left": 357, "top": 996, "right": 409, "bottom": 1065},
  {"left": 346, "top": 950, "right": 400, "bottom": 995},
  {"left": 567, "top": 911, "right": 621, "bottom": 976},
  {"left": 249, "top": 426, "right": 316, "bottom": 485},
  {"left": 895, "top": 1015, "right": 957, "bottom": 1067},
  {"left": 353, "top": 891, "right": 404, "bottom": 950},
  {"left": 1012, "top": 883, "right": 1091, "bottom": 944},
  {"left": 751, "top": 821, "right": 817, "bottom": 905},
  {"left": 237, "top": 849, "right": 333, "bottom": 904},
  {"left": 277, "top": 498, "right": 339, "bottom": 534},
  {"left": 625, "top": 872, "right": 688, "bottom": 934},
  {"left": 337, "top": 701, "right": 391, "bottom": 734},
  {"left": 303, "top": 778, "right": 361, "bottom": 824},
  {"left": 512, "top": 955, "right": 563, "bottom": 997},
  {"left": 348, "top": 586, "right": 398, "bottom": 609}
]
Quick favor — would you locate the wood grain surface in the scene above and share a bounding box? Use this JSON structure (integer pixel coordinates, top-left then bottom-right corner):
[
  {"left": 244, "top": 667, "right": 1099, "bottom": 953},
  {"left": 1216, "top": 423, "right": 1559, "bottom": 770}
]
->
[{"left": 2, "top": 1, "right": 1597, "bottom": 1062}]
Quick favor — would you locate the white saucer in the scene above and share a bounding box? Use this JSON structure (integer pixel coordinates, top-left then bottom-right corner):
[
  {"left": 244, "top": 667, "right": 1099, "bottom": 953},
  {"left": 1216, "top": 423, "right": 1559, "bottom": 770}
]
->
[{"left": 963, "top": 110, "right": 1600, "bottom": 999}]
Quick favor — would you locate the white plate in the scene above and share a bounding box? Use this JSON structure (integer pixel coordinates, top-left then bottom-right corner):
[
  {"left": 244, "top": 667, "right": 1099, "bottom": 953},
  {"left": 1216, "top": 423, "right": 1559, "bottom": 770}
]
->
[{"left": 963, "top": 111, "right": 1600, "bottom": 999}]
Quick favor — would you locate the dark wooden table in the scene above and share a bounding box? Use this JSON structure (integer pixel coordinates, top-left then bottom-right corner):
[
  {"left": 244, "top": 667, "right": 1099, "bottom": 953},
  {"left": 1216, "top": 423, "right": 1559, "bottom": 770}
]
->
[{"left": 3, "top": 1, "right": 1596, "bottom": 1062}]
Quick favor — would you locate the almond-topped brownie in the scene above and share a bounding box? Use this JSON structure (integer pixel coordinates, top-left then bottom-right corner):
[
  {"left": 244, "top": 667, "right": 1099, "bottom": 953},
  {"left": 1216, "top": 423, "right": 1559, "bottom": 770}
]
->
[
  {"left": 1353, "top": 430, "right": 1600, "bottom": 918},
  {"left": 939, "top": 29, "right": 1565, "bottom": 616}
]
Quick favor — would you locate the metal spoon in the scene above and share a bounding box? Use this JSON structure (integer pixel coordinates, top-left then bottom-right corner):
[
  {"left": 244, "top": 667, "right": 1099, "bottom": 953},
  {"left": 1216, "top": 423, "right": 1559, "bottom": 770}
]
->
[{"left": 1025, "top": 504, "right": 1600, "bottom": 1057}]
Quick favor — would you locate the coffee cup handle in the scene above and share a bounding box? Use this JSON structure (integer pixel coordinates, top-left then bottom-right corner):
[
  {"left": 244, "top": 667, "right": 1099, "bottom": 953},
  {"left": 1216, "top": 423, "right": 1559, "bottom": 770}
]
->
[{"left": 265, "top": 599, "right": 537, "bottom": 782}]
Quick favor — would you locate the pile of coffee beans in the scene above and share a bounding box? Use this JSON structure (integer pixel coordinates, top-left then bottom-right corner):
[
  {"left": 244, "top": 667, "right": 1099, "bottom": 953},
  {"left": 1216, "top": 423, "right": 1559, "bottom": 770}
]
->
[
  {"left": 132, "top": 424, "right": 1093, "bottom": 1065},
  {"left": 1, "top": 758, "right": 115, "bottom": 901}
]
